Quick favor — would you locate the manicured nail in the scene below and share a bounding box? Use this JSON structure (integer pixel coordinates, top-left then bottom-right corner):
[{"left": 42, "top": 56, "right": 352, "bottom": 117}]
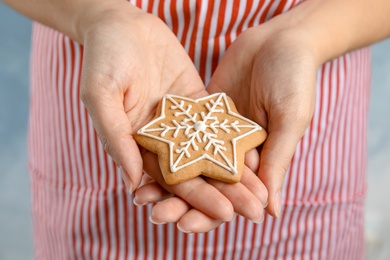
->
[
  {"left": 252, "top": 214, "right": 264, "bottom": 224},
  {"left": 230, "top": 212, "right": 238, "bottom": 222},
  {"left": 263, "top": 200, "right": 268, "bottom": 209},
  {"left": 274, "top": 191, "right": 281, "bottom": 218},
  {"left": 149, "top": 215, "right": 166, "bottom": 225},
  {"left": 177, "top": 223, "right": 192, "bottom": 233},
  {"left": 119, "top": 167, "right": 133, "bottom": 194},
  {"left": 133, "top": 196, "right": 146, "bottom": 206}
]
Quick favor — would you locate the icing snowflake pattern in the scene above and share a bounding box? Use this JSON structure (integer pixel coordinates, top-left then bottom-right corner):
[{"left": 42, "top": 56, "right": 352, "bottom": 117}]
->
[{"left": 137, "top": 93, "right": 263, "bottom": 175}]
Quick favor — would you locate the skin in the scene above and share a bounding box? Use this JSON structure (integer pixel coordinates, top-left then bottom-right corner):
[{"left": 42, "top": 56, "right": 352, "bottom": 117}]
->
[{"left": 4, "top": 0, "right": 390, "bottom": 232}]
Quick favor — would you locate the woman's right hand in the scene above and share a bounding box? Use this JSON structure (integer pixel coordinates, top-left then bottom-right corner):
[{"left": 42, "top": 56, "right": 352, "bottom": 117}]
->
[{"left": 79, "top": 1, "right": 209, "bottom": 189}]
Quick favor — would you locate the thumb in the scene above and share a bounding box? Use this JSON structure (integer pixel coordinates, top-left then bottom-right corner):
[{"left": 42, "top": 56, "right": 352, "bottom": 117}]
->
[
  {"left": 81, "top": 81, "right": 143, "bottom": 193},
  {"left": 258, "top": 118, "right": 309, "bottom": 218}
]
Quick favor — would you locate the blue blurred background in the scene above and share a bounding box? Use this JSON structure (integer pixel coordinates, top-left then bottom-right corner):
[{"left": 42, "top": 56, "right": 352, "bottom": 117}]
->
[{"left": 1, "top": 3, "right": 390, "bottom": 259}]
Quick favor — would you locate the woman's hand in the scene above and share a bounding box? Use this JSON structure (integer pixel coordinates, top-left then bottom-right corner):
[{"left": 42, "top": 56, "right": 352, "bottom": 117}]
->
[
  {"left": 133, "top": 23, "right": 317, "bottom": 228},
  {"left": 131, "top": 13, "right": 319, "bottom": 229},
  {"left": 79, "top": 1, "right": 209, "bottom": 190},
  {"left": 207, "top": 25, "right": 318, "bottom": 217},
  {"left": 133, "top": 0, "right": 390, "bottom": 225}
]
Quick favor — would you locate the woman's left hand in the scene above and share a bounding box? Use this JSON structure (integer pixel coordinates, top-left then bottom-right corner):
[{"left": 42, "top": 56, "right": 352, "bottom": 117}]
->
[{"left": 136, "top": 17, "right": 320, "bottom": 228}]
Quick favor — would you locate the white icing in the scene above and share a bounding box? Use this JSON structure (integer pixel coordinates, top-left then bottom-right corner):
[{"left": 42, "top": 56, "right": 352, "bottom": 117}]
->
[
  {"left": 137, "top": 93, "right": 263, "bottom": 175},
  {"left": 194, "top": 121, "right": 206, "bottom": 131}
]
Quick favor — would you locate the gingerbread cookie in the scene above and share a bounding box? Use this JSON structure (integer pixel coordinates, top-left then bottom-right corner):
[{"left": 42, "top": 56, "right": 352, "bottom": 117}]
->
[{"left": 134, "top": 93, "right": 267, "bottom": 184}]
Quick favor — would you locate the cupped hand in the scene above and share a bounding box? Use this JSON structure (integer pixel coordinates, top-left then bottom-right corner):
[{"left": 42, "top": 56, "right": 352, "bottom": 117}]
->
[
  {"left": 79, "top": 2, "right": 208, "bottom": 190},
  {"left": 207, "top": 25, "right": 319, "bottom": 217}
]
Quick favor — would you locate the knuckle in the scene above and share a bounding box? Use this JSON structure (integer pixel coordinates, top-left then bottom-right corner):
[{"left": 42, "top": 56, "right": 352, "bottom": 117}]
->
[{"left": 295, "top": 110, "right": 313, "bottom": 127}]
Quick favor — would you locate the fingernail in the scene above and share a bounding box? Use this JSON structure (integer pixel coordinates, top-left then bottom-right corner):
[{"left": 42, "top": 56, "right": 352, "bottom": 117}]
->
[
  {"left": 133, "top": 196, "right": 146, "bottom": 206},
  {"left": 274, "top": 191, "right": 282, "bottom": 218},
  {"left": 149, "top": 215, "right": 166, "bottom": 225},
  {"left": 252, "top": 214, "right": 264, "bottom": 224},
  {"left": 119, "top": 167, "right": 133, "bottom": 194},
  {"left": 230, "top": 212, "right": 238, "bottom": 222},
  {"left": 177, "top": 223, "right": 192, "bottom": 233},
  {"left": 263, "top": 200, "right": 268, "bottom": 209}
]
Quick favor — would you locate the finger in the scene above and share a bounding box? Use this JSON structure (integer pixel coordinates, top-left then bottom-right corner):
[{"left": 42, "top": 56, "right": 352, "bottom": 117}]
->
[
  {"left": 138, "top": 172, "right": 155, "bottom": 188},
  {"left": 150, "top": 197, "right": 224, "bottom": 233},
  {"left": 258, "top": 126, "right": 304, "bottom": 218},
  {"left": 205, "top": 165, "right": 265, "bottom": 223},
  {"left": 245, "top": 148, "right": 260, "bottom": 173},
  {"left": 143, "top": 151, "right": 234, "bottom": 221},
  {"left": 133, "top": 179, "right": 173, "bottom": 206},
  {"left": 240, "top": 165, "right": 268, "bottom": 207},
  {"left": 81, "top": 77, "right": 143, "bottom": 192},
  {"left": 177, "top": 209, "right": 225, "bottom": 233},
  {"left": 150, "top": 197, "right": 191, "bottom": 224}
]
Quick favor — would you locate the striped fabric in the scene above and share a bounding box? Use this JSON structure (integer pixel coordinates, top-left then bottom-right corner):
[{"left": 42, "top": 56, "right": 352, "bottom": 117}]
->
[{"left": 28, "top": 0, "right": 370, "bottom": 259}]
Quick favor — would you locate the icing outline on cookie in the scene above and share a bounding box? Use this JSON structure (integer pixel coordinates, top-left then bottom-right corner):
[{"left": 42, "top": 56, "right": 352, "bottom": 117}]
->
[{"left": 137, "top": 93, "right": 263, "bottom": 175}]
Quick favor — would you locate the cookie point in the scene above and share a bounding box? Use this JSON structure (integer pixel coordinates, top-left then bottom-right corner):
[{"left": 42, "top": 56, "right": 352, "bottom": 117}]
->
[{"left": 137, "top": 128, "right": 144, "bottom": 135}]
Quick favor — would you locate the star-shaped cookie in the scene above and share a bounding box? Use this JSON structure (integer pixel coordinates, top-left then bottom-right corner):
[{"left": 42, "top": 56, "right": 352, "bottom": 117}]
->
[{"left": 135, "top": 93, "right": 267, "bottom": 184}]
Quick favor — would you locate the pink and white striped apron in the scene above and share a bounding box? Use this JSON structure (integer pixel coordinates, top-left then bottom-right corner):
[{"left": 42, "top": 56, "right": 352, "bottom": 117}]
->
[{"left": 28, "top": 0, "right": 370, "bottom": 259}]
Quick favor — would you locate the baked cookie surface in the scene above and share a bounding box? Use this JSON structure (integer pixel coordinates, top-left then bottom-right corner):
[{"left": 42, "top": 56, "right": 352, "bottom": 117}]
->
[{"left": 135, "top": 93, "right": 267, "bottom": 184}]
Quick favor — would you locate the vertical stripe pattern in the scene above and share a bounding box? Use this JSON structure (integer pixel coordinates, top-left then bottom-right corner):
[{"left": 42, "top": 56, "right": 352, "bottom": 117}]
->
[{"left": 28, "top": 0, "right": 370, "bottom": 259}]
